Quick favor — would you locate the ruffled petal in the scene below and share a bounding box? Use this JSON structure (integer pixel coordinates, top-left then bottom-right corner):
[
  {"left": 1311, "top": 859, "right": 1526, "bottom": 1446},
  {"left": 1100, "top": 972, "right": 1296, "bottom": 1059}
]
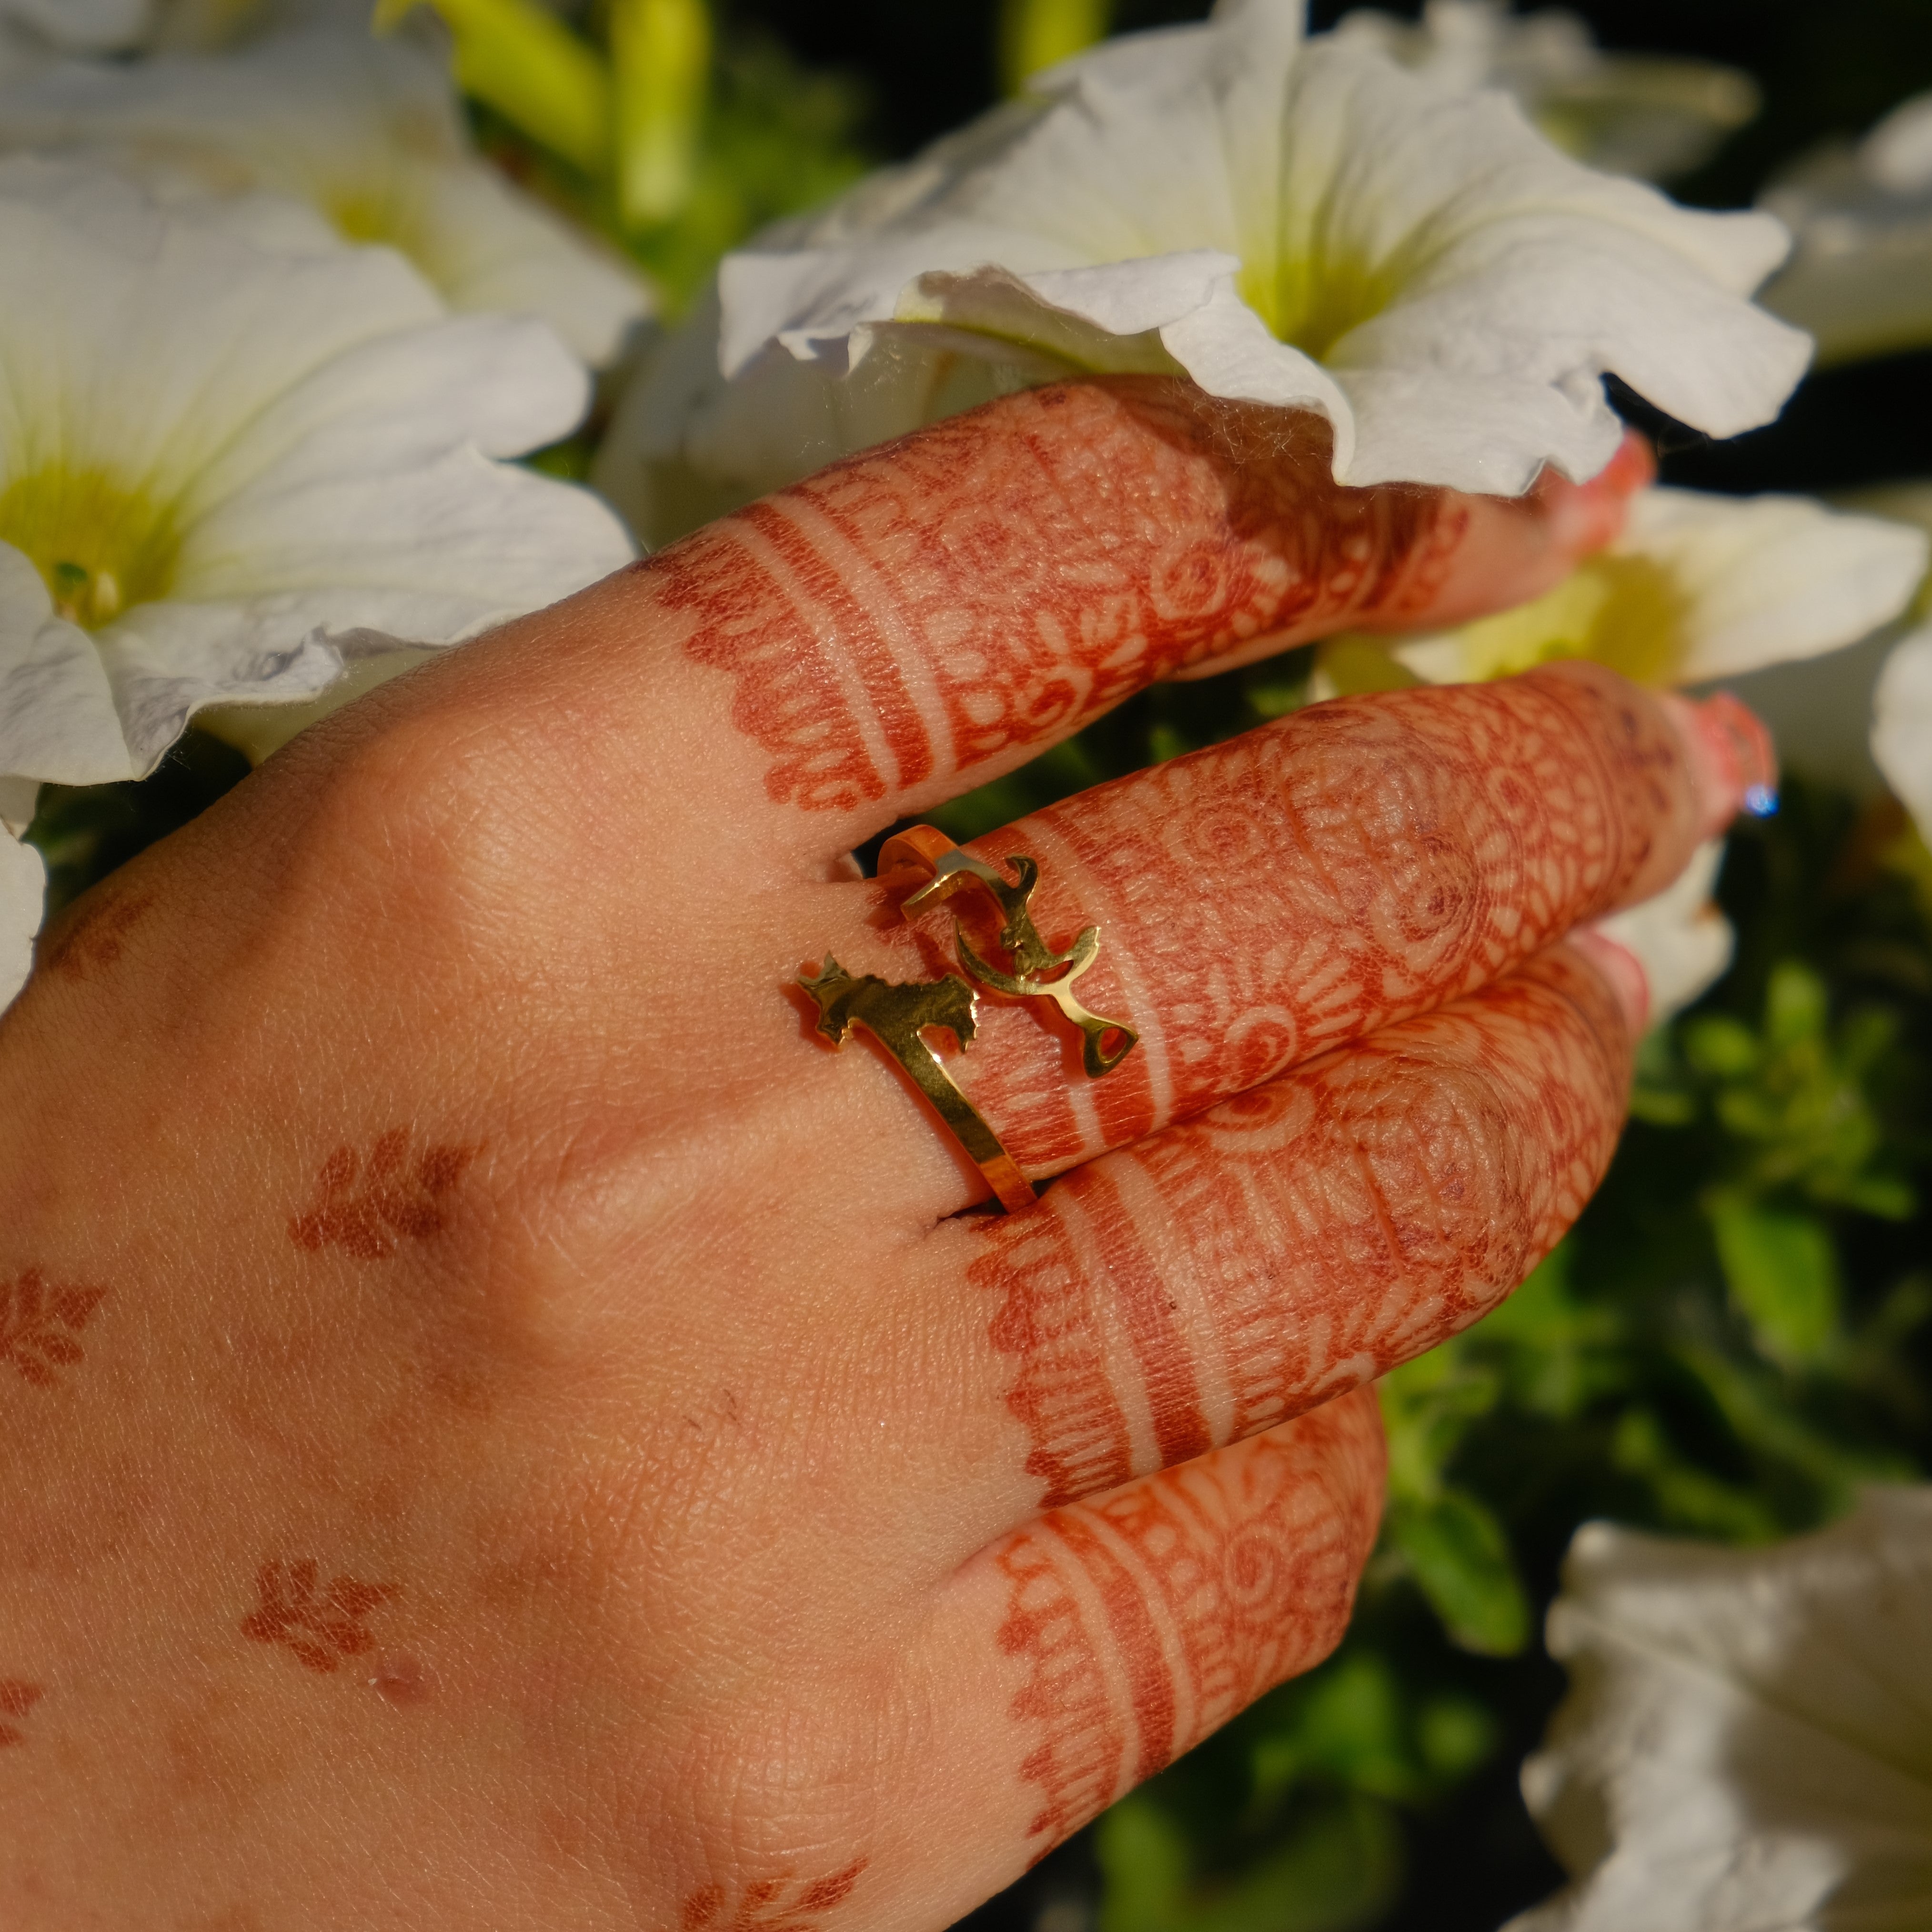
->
[
  {"left": 1510, "top": 1494, "right": 1932, "bottom": 1932},
  {"left": 0, "top": 821, "right": 42, "bottom": 1012},
  {"left": 0, "top": 543, "right": 133, "bottom": 786},
  {"left": 710, "top": 6, "right": 1806, "bottom": 493},
  {"left": 1590, "top": 839, "right": 1732, "bottom": 1026},
  {"left": 0, "top": 23, "right": 650, "bottom": 364},
  {"left": 0, "top": 160, "right": 631, "bottom": 783},
  {"left": 1875, "top": 622, "right": 1932, "bottom": 844}
]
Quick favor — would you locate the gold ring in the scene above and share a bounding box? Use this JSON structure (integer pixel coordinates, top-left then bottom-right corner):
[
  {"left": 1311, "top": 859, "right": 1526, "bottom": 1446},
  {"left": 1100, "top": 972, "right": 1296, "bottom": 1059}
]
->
[{"left": 797, "top": 826, "right": 1138, "bottom": 1213}]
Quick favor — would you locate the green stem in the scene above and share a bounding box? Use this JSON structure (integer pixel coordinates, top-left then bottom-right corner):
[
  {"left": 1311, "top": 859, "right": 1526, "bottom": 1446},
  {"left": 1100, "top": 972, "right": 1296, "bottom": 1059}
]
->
[
  {"left": 997, "top": 0, "right": 1110, "bottom": 94},
  {"left": 375, "top": 0, "right": 611, "bottom": 175},
  {"left": 611, "top": 0, "right": 712, "bottom": 229}
]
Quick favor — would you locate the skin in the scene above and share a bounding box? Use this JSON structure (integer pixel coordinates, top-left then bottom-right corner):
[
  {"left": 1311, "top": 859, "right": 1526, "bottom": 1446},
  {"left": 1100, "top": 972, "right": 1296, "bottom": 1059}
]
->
[{"left": 0, "top": 377, "right": 1765, "bottom": 1930}]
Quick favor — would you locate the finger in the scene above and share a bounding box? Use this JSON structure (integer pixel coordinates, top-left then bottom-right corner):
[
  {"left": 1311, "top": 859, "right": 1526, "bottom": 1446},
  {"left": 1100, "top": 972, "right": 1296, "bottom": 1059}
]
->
[
  {"left": 894, "top": 939, "right": 1635, "bottom": 1546},
  {"left": 800, "top": 663, "right": 1765, "bottom": 1207},
  {"left": 913, "top": 1388, "right": 1385, "bottom": 1905},
  {"left": 466, "top": 375, "right": 1651, "bottom": 866}
]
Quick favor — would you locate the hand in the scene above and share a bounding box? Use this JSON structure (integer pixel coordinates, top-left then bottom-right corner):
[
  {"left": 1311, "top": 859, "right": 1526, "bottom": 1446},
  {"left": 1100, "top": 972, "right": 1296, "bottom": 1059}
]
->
[{"left": 0, "top": 377, "right": 1753, "bottom": 1929}]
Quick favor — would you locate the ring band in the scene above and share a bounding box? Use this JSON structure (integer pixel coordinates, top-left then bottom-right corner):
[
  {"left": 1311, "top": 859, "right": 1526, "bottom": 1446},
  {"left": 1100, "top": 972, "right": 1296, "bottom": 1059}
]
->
[{"left": 797, "top": 827, "right": 1137, "bottom": 1213}]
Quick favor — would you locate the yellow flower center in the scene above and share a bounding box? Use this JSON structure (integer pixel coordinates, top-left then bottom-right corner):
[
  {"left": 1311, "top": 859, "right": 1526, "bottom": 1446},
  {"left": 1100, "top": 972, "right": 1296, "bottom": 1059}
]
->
[
  {"left": 0, "top": 467, "right": 181, "bottom": 630},
  {"left": 1239, "top": 245, "right": 1398, "bottom": 362},
  {"left": 1442, "top": 553, "right": 1690, "bottom": 686}
]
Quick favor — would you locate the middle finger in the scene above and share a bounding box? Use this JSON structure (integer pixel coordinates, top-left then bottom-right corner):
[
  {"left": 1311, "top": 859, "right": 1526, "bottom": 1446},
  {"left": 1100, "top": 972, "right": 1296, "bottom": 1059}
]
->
[{"left": 795, "top": 658, "right": 1765, "bottom": 1213}]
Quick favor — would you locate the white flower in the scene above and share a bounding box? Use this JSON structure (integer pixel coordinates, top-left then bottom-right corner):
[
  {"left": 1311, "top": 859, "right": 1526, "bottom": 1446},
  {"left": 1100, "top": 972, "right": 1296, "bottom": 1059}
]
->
[
  {"left": 1331, "top": 0, "right": 1759, "bottom": 182},
  {"left": 0, "top": 825, "right": 41, "bottom": 1010},
  {"left": 1509, "top": 1491, "right": 1932, "bottom": 1932},
  {"left": 1875, "top": 622, "right": 1932, "bottom": 847},
  {"left": 0, "top": 157, "right": 633, "bottom": 810},
  {"left": 1761, "top": 91, "right": 1932, "bottom": 367},
  {"left": 0, "top": 21, "right": 651, "bottom": 367},
  {"left": 1590, "top": 838, "right": 1733, "bottom": 1026},
  {"left": 711, "top": 0, "right": 1807, "bottom": 498},
  {"left": 1375, "top": 487, "right": 1928, "bottom": 692}
]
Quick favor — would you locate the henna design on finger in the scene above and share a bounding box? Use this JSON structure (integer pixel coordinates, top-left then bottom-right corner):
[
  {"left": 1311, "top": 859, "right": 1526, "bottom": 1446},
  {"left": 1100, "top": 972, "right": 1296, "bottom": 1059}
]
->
[
  {"left": 679, "top": 1858, "right": 869, "bottom": 1930},
  {"left": 242, "top": 1560, "right": 397, "bottom": 1674},
  {"left": 0, "top": 1680, "right": 42, "bottom": 1746},
  {"left": 288, "top": 1129, "right": 479, "bottom": 1259},
  {"left": 946, "top": 668, "right": 1684, "bottom": 1173},
  {"left": 41, "top": 890, "right": 153, "bottom": 983},
  {"left": 665, "top": 382, "right": 1452, "bottom": 813},
  {"left": 972, "top": 953, "right": 1631, "bottom": 1510},
  {"left": 0, "top": 1268, "right": 106, "bottom": 1389},
  {"left": 996, "top": 1392, "right": 1383, "bottom": 1852}
]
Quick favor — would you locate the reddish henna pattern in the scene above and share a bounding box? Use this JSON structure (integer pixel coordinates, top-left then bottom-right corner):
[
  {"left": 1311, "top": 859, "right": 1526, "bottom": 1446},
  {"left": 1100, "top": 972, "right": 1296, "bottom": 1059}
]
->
[
  {"left": 996, "top": 1390, "right": 1383, "bottom": 1852},
  {"left": 927, "top": 665, "right": 1688, "bottom": 1176},
  {"left": 288, "top": 1128, "right": 479, "bottom": 1259},
  {"left": 679, "top": 1859, "right": 869, "bottom": 1932},
  {"left": 242, "top": 1560, "right": 397, "bottom": 1674},
  {"left": 0, "top": 1680, "right": 42, "bottom": 1747},
  {"left": 0, "top": 1268, "right": 106, "bottom": 1389},
  {"left": 41, "top": 890, "right": 152, "bottom": 982},
  {"left": 967, "top": 952, "right": 1629, "bottom": 1511},
  {"left": 662, "top": 381, "right": 1457, "bottom": 816}
]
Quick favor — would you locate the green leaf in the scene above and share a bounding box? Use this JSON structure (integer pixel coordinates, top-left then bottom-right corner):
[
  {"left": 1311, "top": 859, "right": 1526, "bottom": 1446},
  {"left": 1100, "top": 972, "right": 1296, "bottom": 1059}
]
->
[
  {"left": 1096, "top": 1790, "right": 1403, "bottom": 1932},
  {"left": 1385, "top": 1491, "right": 1530, "bottom": 1656},
  {"left": 1680, "top": 1012, "right": 1759, "bottom": 1077},
  {"left": 1708, "top": 1197, "right": 1841, "bottom": 1366},
  {"left": 381, "top": 0, "right": 612, "bottom": 172}
]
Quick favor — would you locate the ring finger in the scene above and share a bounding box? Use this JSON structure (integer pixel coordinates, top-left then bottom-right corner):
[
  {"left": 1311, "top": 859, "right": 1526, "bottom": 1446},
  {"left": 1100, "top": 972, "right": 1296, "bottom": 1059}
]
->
[{"left": 786, "top": 658, "right": 1766, "bottom": 1221}]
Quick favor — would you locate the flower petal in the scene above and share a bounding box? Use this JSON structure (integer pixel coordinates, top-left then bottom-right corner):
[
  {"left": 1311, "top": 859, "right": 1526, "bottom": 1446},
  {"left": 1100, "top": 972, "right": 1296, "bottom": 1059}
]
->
[
  {"left": 1512, "top": 1494, "right": 1932, "bottom": 1932},
  {"left": 1590, "top": 838, "right": 1732, "bottom": 1026},
  {"left": 1875, "top": 622, "right": 1932, "bottom": 845},
  {"left": 0, "top": 543, "right": 133, "bottom": 786},
  {"left": 714, "top": 9, "right": 1807, "bottom": 494},
  {"left": 0, "top": 160, "right": 631, "bottom": 782},
  {"left": 0, "top": 23, "right": 650, "bottom": 364},
  {"left": 0, "top": 821, "right": 42, "bottom": 1012},
  {"left": 1632, "top": 488, "right": 1926, "bottom": 681}
]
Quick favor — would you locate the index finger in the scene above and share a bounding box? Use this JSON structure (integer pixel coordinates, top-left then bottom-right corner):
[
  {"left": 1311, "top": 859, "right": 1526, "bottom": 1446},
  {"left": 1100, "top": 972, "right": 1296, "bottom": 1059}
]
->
[{"left": 509, "top": 375, "right": 1650, "bottom": 869}]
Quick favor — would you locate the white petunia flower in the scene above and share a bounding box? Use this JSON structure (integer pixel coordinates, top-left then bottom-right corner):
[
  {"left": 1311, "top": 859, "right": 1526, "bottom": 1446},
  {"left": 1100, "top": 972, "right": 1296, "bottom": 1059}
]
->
[
  {"left": 1590, "top": 838, "right": 1732, "bottom": 1025},
  {"left": 1373, "top": 487, "right": 1928, "bottom": 692},
  {"left": 1761, "top": 91, "right": 1932, "bottom": 368},
  {"left": 0, "top": 157, "right": 633, "bottom": 813},
  {"left": 1331, "top": 0, "right": 1759, "bottom": 183},
  {"left": 1874, "top": 622, "right": 1932, "bottom": 847},
  {"left": 0, "top": 825, "right": 42, "bottom": 1011},
  {"left": 1509, "top": 1492, "right": 1932, "bottom": 1932},
  {"left": 0, "top": 21, "right": 651, "bottom": 367},
  {"left": 711, "top": 0, "right": 1808, "bottom": 498}
]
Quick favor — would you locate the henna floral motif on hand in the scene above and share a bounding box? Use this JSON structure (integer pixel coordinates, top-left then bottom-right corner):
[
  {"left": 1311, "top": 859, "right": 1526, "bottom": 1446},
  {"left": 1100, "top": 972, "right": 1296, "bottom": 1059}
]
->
[
  {"left": 0, "top": 1680, "right": 42, "bottom": 1746},
  {"left": 969, "top": 954, "right": 1630, "bottom": 1513},
  {"left": 40, "top": 891, "right": 153, "bottom": 983},
  {"left": 242, "top": 1560, "right": 396, "bottom": 1674},
  {"left": 664, "top": 380, "right": 1446, "bottom": 817},
  {"left": 680, "top": 1858, "right": 869, "bottom": 1931},
  {"left": 288, "top": 1128, "right": 479, "bottom": 1259},
  {"left": 995, "top": 1393, "right": 1383, "bottom": 1853},
  {"left": 0, "top": 1268, "right": 106, "bottom": 1389}
]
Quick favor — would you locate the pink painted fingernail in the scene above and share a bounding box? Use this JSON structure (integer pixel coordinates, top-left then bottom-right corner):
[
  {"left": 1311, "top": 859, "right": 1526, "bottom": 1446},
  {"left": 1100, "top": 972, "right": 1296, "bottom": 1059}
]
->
[
  {"left": 1663, "top": 690, "right": 1778, "bottom": 843},
  {"left": 1543, "top": 430, "right": 1656, "bottom": 559}
]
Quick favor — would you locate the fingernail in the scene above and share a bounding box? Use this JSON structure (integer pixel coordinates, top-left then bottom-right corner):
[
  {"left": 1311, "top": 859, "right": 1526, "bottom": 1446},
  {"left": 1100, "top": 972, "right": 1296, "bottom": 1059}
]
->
[
  {"left": 1662, "top": 690, "right": 1778, "bottom": 843},
  {"left": 1543, "top": 430, "right": 1656, "bottom": 558},
  {"left": 1570, "top": 927, "right": 1651, "bottom": 1039}
]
